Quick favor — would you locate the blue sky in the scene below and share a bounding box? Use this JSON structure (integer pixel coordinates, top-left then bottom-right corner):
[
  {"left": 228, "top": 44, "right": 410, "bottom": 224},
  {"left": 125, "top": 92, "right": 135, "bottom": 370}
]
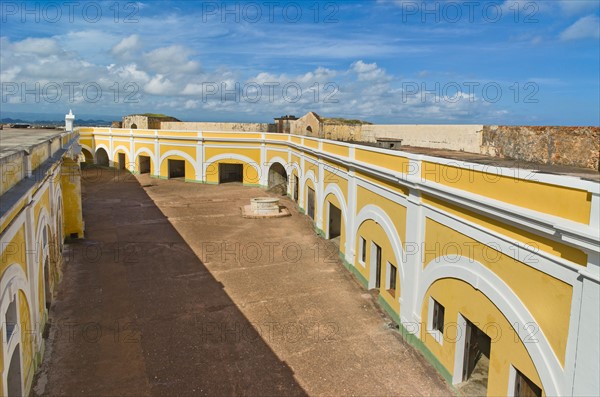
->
[{"left": 1, "top": 0, "right": 599, "bottom": 124}]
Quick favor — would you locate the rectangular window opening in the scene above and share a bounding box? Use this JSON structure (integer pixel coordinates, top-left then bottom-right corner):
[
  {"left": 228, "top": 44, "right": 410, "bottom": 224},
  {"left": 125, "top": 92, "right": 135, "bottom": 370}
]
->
[
  {"left": 432, "top": 298, "right": 445, "bottom": 334},
  {"left": 386, "top": 262, "right": 397, "bottom": 296},
  {"left": 359, "top": 236, "right": 366, "bottom": 264},
  {"left": 514, "top": 368, "right": 542, "bottom": 397}
]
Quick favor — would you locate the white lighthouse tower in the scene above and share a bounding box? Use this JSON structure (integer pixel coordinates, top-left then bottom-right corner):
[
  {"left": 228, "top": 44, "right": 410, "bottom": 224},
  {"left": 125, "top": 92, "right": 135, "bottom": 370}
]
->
[{"left": 65, "top": 109, "right": 75, "bottom": 132}]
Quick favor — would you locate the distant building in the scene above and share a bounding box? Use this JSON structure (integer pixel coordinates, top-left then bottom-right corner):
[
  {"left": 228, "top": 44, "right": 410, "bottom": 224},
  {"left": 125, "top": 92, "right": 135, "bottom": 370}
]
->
[
  {"left": 10, "top": 123, "right": 31, "bottom": 129},
  {"left": 121, "top": 113, "right": 180, "bottom": 130},
  {"left": 273, "top": 115, "right": 298, "bottom": 134},
  {"left": 289, "top": 112, "right": 370, "bottom": 140}
]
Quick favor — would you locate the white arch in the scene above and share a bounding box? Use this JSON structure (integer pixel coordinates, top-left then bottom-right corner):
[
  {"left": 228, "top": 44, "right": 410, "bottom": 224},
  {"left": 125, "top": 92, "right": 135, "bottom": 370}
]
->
[
  {"left": 266, "top": 156, "right": 288, "bottom": 168},
  {"left": 287, "top": 159, "right": 302, "bottom": 179},
  {"left": 34, "top": 209, "right": 51, "bottom": 284},
  {"left": 323, "top": 183, "right": 348, "bottom": 239},
  {"left": 0, "top": 263, "right": 34, "bottom": 376},
  {"left": 304, "top": 169, "right": 318, "bottom": 188},
  {"left": 266, "top": 157, "right": 291, "bottom": 193},
  {"left": 204, "top": 153, "right": 261, "bottom": 184},
  {"left": 159, "top": 150, "right": 200, "bottom": 177},
  {"left": 94, "top": 144, "right": 110, "bottom": 163},
  {"left": 418, "top": 256, "right": 563, "bottom": 396},
  {"left": 55, "top": 198, "right": 64, "bottom": 253},
  {"left": 53, "top": 185, "right": 63, "bottom": 237},
  {"left": 134, "top": 147, "right": 156, "bottom": 160},
  {"left": 112, "top": 145, "right": 132, "bottom": 168},
  {"left": 35, "top": 209, "right": 51, "bottom": 252},
  {"left": 33, "top": 210, "right": 51, "bottom": 345},
  {"left": 303, "top": 169, "right": 319, "bottom": 212},
  {"left": 80, "top": 143, "right": 94, "bottom": 159},
  {"left": 133, "top": 147, "right": 156, "bottom": 173},
  {"left": 353, "top": 204, "right": 406, "bottom": 291}
]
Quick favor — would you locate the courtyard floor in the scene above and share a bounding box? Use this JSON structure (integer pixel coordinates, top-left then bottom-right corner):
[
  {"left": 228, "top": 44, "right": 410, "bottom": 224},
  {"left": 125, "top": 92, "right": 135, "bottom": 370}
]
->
[{"left": 32, "top": 167, "right": 453, "bottom": 396}]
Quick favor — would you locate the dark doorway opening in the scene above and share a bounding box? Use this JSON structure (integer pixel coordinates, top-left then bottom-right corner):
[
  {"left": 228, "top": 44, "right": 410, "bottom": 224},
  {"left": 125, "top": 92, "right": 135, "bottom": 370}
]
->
[
  {"left": 139, "top": 156, "right": 151, "bottom": 174},
  {"left": 293, "top": 175, "right": 299, "bottom": 202},
  {"left": 307, "top": 187, "right": 315, "bottom": 219},
  {"left": 373, "top": 243, "right": 382, "bottom": 289},
  {"left": 117, "top": 153, "right": 126, "bottom": 170},
  {"left": 168, "top": 159, "right": 185, "bottom": 179},
  {"left": 7, "top": 345, "right": 22, "bottom": 397},
  {"left": 131, "top": 123, "right": 138, "bottom": 129},
  {"left": 219, "top": 163, "right": 243, "bottom": 184},
  {"left": 328, "top": 202, "right": 342, "bottom": 240},
  {"left": 460, "top": 317, "right": 491, "bottom": 396},
  {"left": 80, "top": 149, "right": 93, "bottom": 165},
  {"left": 268, "top": 163, "right": 288, "bottom": 195},
  {"left": 95, "top": 148, "right": 109, "bottom": 166},
  {"left": 44, "top": 257, "right": 51, "bottom": 309}
]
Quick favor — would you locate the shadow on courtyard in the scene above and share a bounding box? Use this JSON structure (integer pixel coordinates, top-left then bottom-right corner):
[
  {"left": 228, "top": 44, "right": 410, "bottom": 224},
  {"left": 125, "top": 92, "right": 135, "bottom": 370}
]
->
[{"left": 32, "top": 166, "right": 307, "bottom": 396}]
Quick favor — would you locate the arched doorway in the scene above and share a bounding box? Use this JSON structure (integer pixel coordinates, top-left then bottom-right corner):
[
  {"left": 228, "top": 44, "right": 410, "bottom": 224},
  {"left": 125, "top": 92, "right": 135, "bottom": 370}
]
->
[
  {"left": 44, "top": 256, "right": 52, "bottom": 309},
  {"left": 267, "top": 163, "right": 288, "bottom": 195},
  {"left": 7, "top": 345, "right": 22, "bottom": 396},
  {"left": 80, "top": 148, "right": 93, "bottom": 165},
  {"left": 95, "top": 148, "right": 109, "bottom": 166},
  {"left": 131, "top": 123, "right": 138, "bottom": 129}
]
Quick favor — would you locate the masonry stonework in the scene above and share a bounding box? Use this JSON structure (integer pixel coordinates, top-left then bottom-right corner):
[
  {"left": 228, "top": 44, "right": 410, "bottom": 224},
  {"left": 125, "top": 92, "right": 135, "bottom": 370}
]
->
[
  {"left": 161, "top": 121, "right": 276, "bottom": 132},
  {"left": 481, "top": 126, "right": 600, "bottom": 171}
]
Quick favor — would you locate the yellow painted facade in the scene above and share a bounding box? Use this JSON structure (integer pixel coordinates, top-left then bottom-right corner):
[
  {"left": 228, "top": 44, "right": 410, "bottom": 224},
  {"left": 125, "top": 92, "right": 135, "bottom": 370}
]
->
[
  {"left": 422, "top": 161, "right": 592, "bottom": 224},
  {"left": 0, "top": 157, "right": 23, "bottom": 195},
  {"left": 356, "top": 185, "right": 407, "bottom": 247},
  {"left": 1, "top": 127, "right": 82, "bottom": 396},
  {"left": 423, "top": 194, "right": 587, "bottom": 266},
  {"left": 423, "top": 218, "right": 572, "bottom": 365},
  {"left": 355, "top": 148, "right": 410, "bottom": 174},
  {"left": 422, "top": 278, "right": 545, "bottom": 397}
]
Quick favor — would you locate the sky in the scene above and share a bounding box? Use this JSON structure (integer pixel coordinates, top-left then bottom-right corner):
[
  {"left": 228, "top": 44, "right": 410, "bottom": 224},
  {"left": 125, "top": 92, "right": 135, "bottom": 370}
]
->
[{"left": 1, "top": 0, "right": 599, "bottom": 125}]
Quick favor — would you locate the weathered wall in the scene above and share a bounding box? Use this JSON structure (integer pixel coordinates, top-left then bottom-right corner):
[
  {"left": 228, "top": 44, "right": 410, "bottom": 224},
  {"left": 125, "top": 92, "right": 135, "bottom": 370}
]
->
[
  {"left": 290, "top": 112, "right": 322, "bottom": 137},
  {"left": 122, "top": 115, "right": 150, "bottom": 129},
  {"left": 161, "top": 121, "right": 276, "bottom": 132},
  {"left": 122, "top": 116, "right": 166, "bottom": 129},
  {"left": 481, "top": 126, "right": 600, "bottom": 171},
  {"left": 361, "top": 124, "right": 484, "bottom": 153},
  {"left": 322, "top": 124, "right": 363, "bottom": 141}
]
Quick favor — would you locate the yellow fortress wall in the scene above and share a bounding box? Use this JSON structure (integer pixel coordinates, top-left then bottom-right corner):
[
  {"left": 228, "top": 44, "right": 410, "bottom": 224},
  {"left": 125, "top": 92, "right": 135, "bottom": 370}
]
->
[{"left": 1, "top": 127, "right": 82, "bottom": 396}]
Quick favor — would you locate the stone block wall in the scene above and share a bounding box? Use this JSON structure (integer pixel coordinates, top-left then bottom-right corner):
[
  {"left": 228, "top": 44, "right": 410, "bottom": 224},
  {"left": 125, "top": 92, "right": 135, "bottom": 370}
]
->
[
  {"left": 322, "top": 124, "right": 363, "bottom": 141},
  {"left": 481, "top": 126, "right": 600, "bottom": 171},
  {"left": 290, "top": 112, "right": 322, "bottom": 136},
  {"left": 161, "top": 121, "right": 276, "bottom": 132}
]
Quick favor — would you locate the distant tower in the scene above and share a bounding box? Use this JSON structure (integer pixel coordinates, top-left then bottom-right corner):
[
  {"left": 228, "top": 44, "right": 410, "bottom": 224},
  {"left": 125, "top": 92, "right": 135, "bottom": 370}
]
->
[{"left": 65, "top": 109, "right": 75, "bottom": 131}]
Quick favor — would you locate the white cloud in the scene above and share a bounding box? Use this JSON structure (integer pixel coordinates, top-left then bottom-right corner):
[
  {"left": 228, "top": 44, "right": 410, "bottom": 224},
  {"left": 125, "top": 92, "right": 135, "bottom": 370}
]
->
[
  {"left": 351, "top": 61, "right": 390, "bottom": 82},
  {"left": 560, "top": 15, "right": 600, "bottom": 40},
  {"left": 113, "top": 64, "right": 150, "bottom": 83},
  {"left": 111, "top": 34, "right": 141, "bottom": 57},
  {"left": 0, "top": 28, "right": 551, "bottom": 123},
  {"left": 144, "top": 74, "right": 177, "bottom": 95},
  {"left": 13, "top": 38, "right": 62, "bottom": 55},
  {"left": 144, "top": 45, "right": 200, "bottom": 74}
]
